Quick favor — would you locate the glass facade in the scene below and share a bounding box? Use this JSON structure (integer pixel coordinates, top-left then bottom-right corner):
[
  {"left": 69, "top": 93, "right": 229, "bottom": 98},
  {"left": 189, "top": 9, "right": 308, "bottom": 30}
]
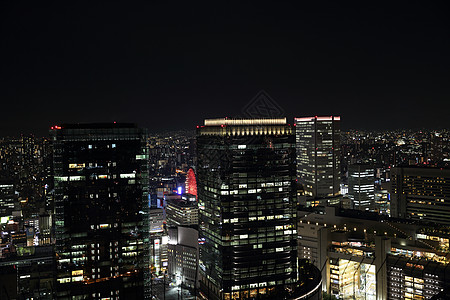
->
[
  {"left": 330, "top": 259, "right": 376, "bottom": 300},
  {"left": 295, "top": 116, "right": 340, "bottom": 199},
  {"left": 51, "top": 123, "right": 150, "bottom": 299},
  {"left": 0, "top": 182, "right": 15, "bottom": 216},
  {"left": 197, "top": 118, "right": 298, "bottom": 299},
  {"left": 348, "top": 164, "right": 375, "bottom": 211}
]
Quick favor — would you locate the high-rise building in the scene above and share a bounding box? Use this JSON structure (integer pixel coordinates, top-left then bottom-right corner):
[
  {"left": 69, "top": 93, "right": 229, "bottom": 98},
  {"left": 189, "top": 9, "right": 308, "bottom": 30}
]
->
[
  {"left": 390, "top": 166, "right": 450, "bottom": 225},
  {"left": 295, "top": 116, "right": 341, "bottom": 199},
  {"left": 51, "top": 123, "right": 150, "bottom": 299},
  {"left": 0, "top": 181, "right": 15, "bottom": 217},
  {"left": 166, "top": 195, "right": 198, "bottom": 227},
  {"left": 197, "top": 118, "right": 298, "bottom": 300},
  {"left": 348, "top": 164, "right": 375, "bottom": 211}
]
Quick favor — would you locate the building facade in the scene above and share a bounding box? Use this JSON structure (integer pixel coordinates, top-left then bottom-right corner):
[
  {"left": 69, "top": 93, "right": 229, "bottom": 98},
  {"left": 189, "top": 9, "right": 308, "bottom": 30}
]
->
[
  {"left": 348, "top": 164, "right": 375, "bottom": 211},
  {"left": 390, "top": 167, "right": 450, "bottom": 225},
  {"left": 295, "top": 116, "right": 341, "bottom": 199},
  {"left": 168, "top": 226, "right": 199, "bottom": 289},
  {"left": 51, "top": 123, "right": 150, "bottom": 299},
  {"left": 166, "top": 198, "right": 198, "bottom": 227},
  {"left": 0, "top": 182, "right": 15, "bottom": 217},
  {"left": 197, "top": 118, "right": 298, "bottom": 299},
  {"left": 297, "top": 206, "right": 450, "bottom": 300}
]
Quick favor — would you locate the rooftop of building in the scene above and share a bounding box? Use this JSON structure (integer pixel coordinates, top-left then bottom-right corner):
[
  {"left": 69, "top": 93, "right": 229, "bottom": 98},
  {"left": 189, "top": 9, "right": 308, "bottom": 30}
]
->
[
  {"left": 294, "top": 116, "right": 340, "bottom": 122},
  {"left": 50, "top": 122, "right": 138, "bottom": 130},
  {"left": 299, "top": 205, "right": 450, "bottom": 227},
  {"left": 203, "top": 117, "right": 287, "bottom": 126},
  {"left": 392, "top": 165, "right": 450, "bottom": 172},
  {"left": 167, "top": 198, "right": 198, "bottom": 208}
]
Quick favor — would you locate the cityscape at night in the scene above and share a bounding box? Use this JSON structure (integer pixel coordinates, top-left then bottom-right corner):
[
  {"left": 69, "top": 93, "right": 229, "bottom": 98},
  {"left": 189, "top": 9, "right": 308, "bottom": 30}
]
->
[{"left": 1, "top": 2, "right": 450, "bottom": 300}]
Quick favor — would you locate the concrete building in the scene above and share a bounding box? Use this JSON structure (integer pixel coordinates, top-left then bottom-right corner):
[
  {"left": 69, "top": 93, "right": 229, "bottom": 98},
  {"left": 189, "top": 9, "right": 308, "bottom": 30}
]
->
[
  {"left": 166, "top": 198, "right": 198, "bottom": 227},
  {"left": 168, "top": 226, "right": 199, "bottom": 289},
  {"left": 297, "top": 206, "right": 450, "bottom": 299},
  {"left": 390, "top": 167, "right": 450, "bottom": 225}
]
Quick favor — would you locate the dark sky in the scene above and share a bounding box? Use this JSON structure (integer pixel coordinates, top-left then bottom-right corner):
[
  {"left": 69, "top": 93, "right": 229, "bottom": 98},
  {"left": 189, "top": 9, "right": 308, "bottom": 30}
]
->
[{"left": 1, "top": 1, "right": 449, "bottom": 136}]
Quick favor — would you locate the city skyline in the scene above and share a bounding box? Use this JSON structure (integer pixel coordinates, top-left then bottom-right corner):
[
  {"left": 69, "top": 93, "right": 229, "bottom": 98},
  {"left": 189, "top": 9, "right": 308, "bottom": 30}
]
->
[
  {"left": 2, "top": 2, "right": 450, "bottom": 299},
  {"left": 1, "top": 119, "right": 449, "bottom": 299},
  {"left": 1, "top": 2, "right": 450, "bottom": 136}
]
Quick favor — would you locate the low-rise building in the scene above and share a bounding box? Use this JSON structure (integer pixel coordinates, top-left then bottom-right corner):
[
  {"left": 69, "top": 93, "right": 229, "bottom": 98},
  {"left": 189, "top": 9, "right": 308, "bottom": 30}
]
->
[{"left": 297, "top": 206, "right": 450, "bottom": 299}]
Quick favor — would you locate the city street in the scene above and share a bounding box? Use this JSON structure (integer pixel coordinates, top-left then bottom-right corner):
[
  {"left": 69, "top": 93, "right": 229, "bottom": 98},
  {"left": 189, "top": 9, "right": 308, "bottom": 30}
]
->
[{"left": 150, "top": 279, "right": 195, "bottom": 300}]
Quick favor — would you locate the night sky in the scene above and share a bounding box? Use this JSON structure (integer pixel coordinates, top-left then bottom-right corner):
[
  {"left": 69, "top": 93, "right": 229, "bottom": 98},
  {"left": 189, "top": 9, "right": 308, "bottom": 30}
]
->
[{"left": 1, "top": 2, "right": 449, "bottom": 136}]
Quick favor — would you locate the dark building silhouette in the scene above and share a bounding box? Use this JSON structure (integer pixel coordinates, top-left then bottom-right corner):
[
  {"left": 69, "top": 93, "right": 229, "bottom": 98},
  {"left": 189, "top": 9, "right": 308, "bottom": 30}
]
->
[
  {"left": 197, "top": 118, "right": 298, "bottom": 299},
  {"left": 51, "top": 123, "right": 150, "bottom": 299}
]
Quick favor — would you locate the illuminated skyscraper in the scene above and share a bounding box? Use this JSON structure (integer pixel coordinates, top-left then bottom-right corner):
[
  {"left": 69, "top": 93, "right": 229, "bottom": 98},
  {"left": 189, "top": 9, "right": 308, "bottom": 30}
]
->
[
  {"left": 348, "top": 164, "right": 375, "bottom": 211},
  {"left": 197, "top": 118, "right": 298, "bottom": 299},
  {"left": 51, "top": 123, "right": 150, "bottom": 299},
  {"left": 0, "top": 181, "right": 15, "bottom": 217},
  {"left": 295, "top": 116, "right": 341, "bottom": 199}
]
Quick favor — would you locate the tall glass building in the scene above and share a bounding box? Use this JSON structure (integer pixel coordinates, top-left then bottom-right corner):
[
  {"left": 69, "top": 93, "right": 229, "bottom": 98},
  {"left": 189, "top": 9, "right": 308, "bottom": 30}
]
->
[
  {"left": 197, "top": 118, "right": 298, "bottom": 300},
  {"left": 348, "top": 164, "right": 375, "bottom": 211},
  {"left": 51, "top": 123, "right": 150, "bottom": 299},
  {"left": 295, "top": 116, "right": 340, "bottom": 199}
]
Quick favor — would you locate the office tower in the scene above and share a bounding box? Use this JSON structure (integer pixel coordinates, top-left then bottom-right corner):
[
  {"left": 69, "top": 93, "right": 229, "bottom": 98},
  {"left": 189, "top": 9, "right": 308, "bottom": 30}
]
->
[
  {"left": 168, "top": 226, "right": 199, "bottom": 289},
  {"left": 166, "top": 197, "right": 198, "bottom": 227},
  {"left": 348, "top": 164, "right": 375, "bottom": 211},
  {"left": 197, "top": 118, "right": 298, "bottom": 299},
  {"left": 0, "top": 181, "right": 15, "bottom": 217},
  {"left": 295, "top": 116, "right": 340, "bottom": 199},
  {"left": 391, "top": 166, "right": 450, "bottom": 225},
  {"left": 51, "top": 123, "right": 149, "bottom": 299}
]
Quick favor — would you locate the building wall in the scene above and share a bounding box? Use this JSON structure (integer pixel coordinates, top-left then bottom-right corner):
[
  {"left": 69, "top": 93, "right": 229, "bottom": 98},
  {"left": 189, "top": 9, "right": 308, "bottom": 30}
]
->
[
  {"left": 391, "top": 167, "right": 450, "bottom": 224},
  {"left": 297, "top": 207, "right": 449, "bottom": 300},
  {"left": 0, "top": 182, "right": 15, "bottom": 216},
  {"left": 168, "top": 226, "right": 199, "bottom": 288},
  {"left": 295, "top": 116, "right": 340, "bottom": 199},
  {"left": 348, "top": 164, "right": 375, "bottom": 211},
  {"left": 166, "top": 200, "right": 198, "bottom": 227},
  {"left": 51, "top": 123, "right": 150, "bottom": 299},
  {"left": 197, "top": 118, "right": 298, "bottom": 300}
]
